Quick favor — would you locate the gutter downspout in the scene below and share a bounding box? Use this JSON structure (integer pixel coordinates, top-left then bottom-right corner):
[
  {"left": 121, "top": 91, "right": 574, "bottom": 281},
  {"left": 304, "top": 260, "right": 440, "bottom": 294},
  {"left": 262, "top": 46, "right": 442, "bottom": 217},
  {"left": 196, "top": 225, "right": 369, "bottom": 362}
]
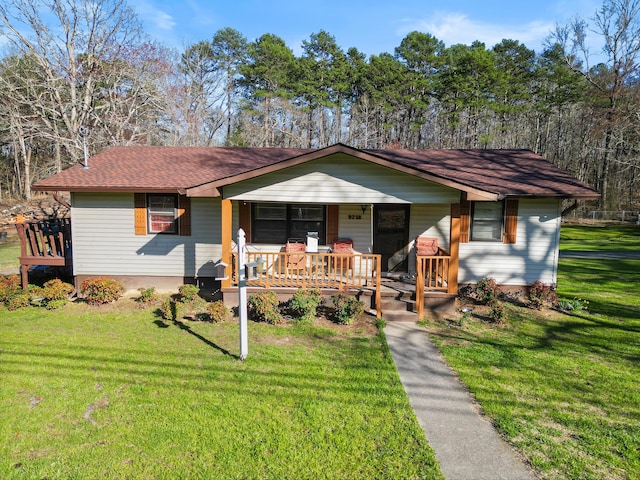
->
[{"left": 561, "top": 199, "right": 580, "bottom": 217}]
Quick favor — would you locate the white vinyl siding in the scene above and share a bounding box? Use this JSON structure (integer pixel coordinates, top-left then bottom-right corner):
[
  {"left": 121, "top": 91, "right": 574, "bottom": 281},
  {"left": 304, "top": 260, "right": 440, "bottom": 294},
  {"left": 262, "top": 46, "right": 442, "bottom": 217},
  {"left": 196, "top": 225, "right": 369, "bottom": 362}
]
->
[
  {"left": 224, "top": 154, "right": 460, "bottom": 204},
  {"left": 459, "top": 199, "right": 561, "bottom": 285},
  {"left": 71, "top": 193, "right": 222, "bottom": 277},
  {"left": 337, "top": 204, "right": 372, "bottom": 253}
]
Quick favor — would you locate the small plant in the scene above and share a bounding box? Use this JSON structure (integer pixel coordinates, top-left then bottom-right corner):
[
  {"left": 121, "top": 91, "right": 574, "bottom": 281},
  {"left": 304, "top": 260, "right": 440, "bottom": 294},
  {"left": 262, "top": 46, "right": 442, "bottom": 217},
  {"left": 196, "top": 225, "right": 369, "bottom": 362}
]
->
[
  {"left": 159, "top": 298, "right": 187, "bottom": 321},
  {"left": 289, "top": 288, "right": 322, "bottom": 323},
  {"left": 45, "top": 298, "right": 68, "bottom": 310},
  {"left": 331, "top": 294, "right": 364, "bottom": 325},
  {"left": 248, "top": 291, "right": 282, "bottom": 324},
  {"left": 80, "top": 277, "right": 125, "bottom": 305},
  {"left": 475, "top": 277, "right": 502, "bottom": 305},
  {"left": 528, "top": 280, "right": 557, "bottom": 310},
  {"left": 207, "top": 300, "right": 230, "bottom": 323},
  {"left": 558, "top": 297, "right": 589, "bottom": 312},
  {"left": 178, "top": 284, "right": 200, "bottom": 302},
  {"left": 159, "top": 298, "right": 175, "bottom": 320},
  {"left": 488, "top": 301, "right": 507, "bottom": 323},
  {"left": 457, "top": 308, "right": 472, "bottom": 327},
  {"left": 375, "top": 317, "right": 387, "bottom": 330},
  {"left": 137, "top": 287, "right": 156, "bottom": 303}
]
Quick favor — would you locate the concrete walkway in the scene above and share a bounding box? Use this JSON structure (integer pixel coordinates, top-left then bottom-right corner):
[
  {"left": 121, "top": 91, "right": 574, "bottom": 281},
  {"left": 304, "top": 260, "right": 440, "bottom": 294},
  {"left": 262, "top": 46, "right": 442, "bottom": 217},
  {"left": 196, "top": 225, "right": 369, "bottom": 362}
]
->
[{"left": 384, "top": 321, "right": 535, "bottom": 480}]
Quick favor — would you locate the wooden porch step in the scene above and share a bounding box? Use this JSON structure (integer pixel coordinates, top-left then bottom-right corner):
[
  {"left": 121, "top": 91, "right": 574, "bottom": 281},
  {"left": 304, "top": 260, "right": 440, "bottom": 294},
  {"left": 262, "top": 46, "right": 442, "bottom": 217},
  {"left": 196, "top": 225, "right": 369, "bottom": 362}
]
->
[
  {"left": 379, "top": 296, "right": 420, "bottom": 322},
  {"left": 383, "top": 309, "right": 420, "bottom": 322}
]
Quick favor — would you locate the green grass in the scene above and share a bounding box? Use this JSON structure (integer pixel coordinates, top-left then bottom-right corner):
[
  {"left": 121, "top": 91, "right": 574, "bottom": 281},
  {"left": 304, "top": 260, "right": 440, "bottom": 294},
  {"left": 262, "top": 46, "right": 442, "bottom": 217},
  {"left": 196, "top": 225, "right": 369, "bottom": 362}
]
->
[
  {"left": 427, "top": 224, "right": 640, "bottom": 480},
  {"left": 560, "top": 224, "right": 640, "bottom": 252},
  {"left": 0, "top": 239, "right": 19, "bottom": 272},
  {"left": 0, "top": 301, "right": 443, "bottom": 479}
]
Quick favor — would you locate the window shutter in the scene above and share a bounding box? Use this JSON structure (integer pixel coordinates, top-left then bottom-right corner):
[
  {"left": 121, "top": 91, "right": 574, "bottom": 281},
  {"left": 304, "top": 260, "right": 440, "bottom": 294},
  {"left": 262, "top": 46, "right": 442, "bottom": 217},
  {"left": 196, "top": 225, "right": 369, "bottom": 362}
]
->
[
  {"left": 460, "top": 199, "right": 470, "bottom": 243},
  {"left": 503, "top": 199, "right": 518, "bottom": 244},
  {"left": 134, "top": 193, "right": 147, "bottom": 236},
  {"left": 178, "top": 195, "right": 191, "bottom": 236},
  {"left": 239, "top": 201, "right": 251, "bottom": 241},
  {"left": 326, "top": 205, "right": 339, "bottom": 244}
]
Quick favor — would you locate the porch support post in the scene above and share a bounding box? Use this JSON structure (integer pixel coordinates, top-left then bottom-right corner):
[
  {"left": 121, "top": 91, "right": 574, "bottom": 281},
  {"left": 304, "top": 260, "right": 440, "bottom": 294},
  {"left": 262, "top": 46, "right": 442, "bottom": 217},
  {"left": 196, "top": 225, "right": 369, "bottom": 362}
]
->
[
  {"left": 449, "top": 204, "right": 461, "bottom": 294},
  {"left": 221, "top": 199, "right": 232, "bottom": 289}
]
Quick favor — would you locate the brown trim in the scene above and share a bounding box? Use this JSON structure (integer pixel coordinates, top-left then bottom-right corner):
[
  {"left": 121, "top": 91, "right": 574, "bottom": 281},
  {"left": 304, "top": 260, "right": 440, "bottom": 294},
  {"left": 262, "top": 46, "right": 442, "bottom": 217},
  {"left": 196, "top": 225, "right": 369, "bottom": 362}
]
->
[
  {"left": 134, "top": 193, "right": 147, "bottom": 235},
  {"left": 239, "top": 201, "right": 251, "bottom": 242},
  {"left": 326, "top": 205, "right": 339, "bottom": 244},
  {"left": 459, "top": 198, "right": 470, "bottom": 243},
  {"left": 449, "top": 204, "right": 460, "bottom": 294},
  {"left": 221, "top": 199, "right": 232, "bottom": 289},
  {"left": 503, "top": 199, "right": 518, "bottom": 244},
  {"left": 178, "top": 195, "right": 191, "bottom": 236}
]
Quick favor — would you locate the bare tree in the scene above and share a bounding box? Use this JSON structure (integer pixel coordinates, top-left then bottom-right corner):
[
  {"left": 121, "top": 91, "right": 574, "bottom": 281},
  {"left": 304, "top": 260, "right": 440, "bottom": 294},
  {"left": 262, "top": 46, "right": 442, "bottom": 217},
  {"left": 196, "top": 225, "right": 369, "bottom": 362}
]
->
[
  {"left": 0, "top": 0, "right": 147, "bottom": 167},
  {"left": 549, "top": 0, "right": 640, "bottom": 207}
]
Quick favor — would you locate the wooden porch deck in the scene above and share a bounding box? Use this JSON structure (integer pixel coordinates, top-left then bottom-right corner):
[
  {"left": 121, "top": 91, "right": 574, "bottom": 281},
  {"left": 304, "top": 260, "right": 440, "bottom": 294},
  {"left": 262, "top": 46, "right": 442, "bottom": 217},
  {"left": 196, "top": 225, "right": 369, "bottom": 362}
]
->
[
  {"left": 232, "top": 250, "right": 456, "bottom": 319},
  {"left": 15, "top": 218, "right": 72, "bottom": 288}
]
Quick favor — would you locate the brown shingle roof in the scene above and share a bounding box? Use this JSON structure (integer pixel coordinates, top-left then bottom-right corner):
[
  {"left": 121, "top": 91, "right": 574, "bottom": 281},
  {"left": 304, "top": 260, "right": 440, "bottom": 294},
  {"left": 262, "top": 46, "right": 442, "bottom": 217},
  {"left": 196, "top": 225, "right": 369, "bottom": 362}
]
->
[
  {"left": 369, "top": 148, "right": 598, "bottom": 198},
  {"left": 33, "top": 144, "right": 599, "bottom": 199}
]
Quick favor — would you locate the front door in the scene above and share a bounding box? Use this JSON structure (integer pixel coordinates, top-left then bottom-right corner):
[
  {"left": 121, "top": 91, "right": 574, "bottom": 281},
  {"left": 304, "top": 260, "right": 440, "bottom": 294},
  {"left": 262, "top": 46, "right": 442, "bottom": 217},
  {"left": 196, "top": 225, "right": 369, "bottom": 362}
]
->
[{"left": 373, "top": 204, "right": 410, "bottom": 272}]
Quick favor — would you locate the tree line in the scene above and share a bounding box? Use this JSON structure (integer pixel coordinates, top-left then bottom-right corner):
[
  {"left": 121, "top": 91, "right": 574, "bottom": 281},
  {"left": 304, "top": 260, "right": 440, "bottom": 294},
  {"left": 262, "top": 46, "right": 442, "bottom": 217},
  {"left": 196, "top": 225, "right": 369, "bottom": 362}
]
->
[{"left": 1, "top": 0, "right": 639, "bottom": 211}]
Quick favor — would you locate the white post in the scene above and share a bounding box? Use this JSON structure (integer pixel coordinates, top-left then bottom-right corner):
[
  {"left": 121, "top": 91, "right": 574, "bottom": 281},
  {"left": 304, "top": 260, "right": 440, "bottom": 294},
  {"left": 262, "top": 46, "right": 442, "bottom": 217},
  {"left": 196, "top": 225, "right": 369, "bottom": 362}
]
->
[{"left": 238, "top": 228, "right": 248, "bottom": 360}]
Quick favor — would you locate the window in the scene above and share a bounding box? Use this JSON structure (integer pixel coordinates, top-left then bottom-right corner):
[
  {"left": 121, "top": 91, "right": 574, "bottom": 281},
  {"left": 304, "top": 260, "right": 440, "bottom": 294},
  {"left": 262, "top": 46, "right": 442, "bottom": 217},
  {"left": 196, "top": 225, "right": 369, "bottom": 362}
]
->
[
  {"left": 458, "top": 198, "right": 518, "bottom": 244},
  {"left": 471, "top": 202, "right": 503, "bottom": 241},
  {"left": 252, "top": 203, "right": 326, "bottom": 244},
  {"left": 148, "top": 194, "right": 178, "bottom": 234}
]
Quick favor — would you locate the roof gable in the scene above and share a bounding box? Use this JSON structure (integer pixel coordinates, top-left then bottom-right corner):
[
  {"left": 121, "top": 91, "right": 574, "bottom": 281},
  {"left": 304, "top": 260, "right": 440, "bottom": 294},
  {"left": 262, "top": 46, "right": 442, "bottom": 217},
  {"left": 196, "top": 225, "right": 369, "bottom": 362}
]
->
[{"left": 222, "top": 154, "right": 461, "bottom": 204}]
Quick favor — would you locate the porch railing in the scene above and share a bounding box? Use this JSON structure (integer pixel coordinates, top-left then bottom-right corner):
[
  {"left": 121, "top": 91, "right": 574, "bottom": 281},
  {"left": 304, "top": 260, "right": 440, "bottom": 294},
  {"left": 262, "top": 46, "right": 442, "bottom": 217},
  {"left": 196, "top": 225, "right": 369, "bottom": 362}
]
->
[
  {"left": 415, "top": 248, "right": 451, "bottom": 318},
  {"left": 242, "top": 251, "right": 382, "bottom": 317}
]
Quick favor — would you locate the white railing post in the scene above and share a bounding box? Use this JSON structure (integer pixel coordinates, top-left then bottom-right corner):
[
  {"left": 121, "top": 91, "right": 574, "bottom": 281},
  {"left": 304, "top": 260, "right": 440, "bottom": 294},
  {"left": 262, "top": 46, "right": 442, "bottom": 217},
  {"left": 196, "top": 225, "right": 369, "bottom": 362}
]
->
[{"left": 238, "top": 228, "right": 248, "bottom": 360}]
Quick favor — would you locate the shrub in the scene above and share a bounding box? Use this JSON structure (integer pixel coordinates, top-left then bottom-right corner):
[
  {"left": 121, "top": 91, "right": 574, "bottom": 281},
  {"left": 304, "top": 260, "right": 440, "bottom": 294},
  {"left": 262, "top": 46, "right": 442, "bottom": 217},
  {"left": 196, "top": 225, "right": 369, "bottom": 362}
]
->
[
  {"left": 475, "top": 277, "right": 502, "bottom": 305},
  {"left": 42, "top": 279, "right": 75, "bottom": 301},
  {"left": 6, "top": 291, "right": 31, "bottom": 311},
  {"left": 207, "top": 300, "right": 230, "bottom": 323},
  {"left": 80, "top": 277, "right": 125, "bottom": 305},
  {"left": 331, "top": 294, "right": 364, "bottom": 325},
  {"left": 248, "top": 291, "right": 282, "bottom": 324},
  {"left": 528, "top": 280, "right": 557, "bottom": 310},
  {"left": 137, "top": 287, "right": 156, "bottom": 303},
  {"left": 0, "top": 274, "right": 21, "bottom": 303},
  {"left": 178, "top": 284, "right": 200, "bottom": 302},
  {"left": 289, "top": 288, "right": 322, "bottom": 323}
]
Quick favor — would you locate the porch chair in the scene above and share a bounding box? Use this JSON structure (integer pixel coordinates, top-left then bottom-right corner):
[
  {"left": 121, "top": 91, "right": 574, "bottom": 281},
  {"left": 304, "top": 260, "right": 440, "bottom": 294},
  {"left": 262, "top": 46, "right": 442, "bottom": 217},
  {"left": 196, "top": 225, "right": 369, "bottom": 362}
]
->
[
  {"left": 415, "top": 236, "right": 443, "bottom": 288},
  {"left": 415, "top": 236, "right": 439, "bottom": 256},
  {"left": 330, "top": 238, "right": 354, "bottom": 273},
  {"left": 285, "top": 240, "right": 307, "bottom": 276}
]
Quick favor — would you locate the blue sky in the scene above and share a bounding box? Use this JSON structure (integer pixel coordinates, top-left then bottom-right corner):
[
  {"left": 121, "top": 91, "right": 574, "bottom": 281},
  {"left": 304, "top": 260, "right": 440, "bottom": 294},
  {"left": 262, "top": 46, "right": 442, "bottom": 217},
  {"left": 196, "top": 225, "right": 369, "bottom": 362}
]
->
[{"left": 130, "top": 0, "right": 603, "bottom": 56}]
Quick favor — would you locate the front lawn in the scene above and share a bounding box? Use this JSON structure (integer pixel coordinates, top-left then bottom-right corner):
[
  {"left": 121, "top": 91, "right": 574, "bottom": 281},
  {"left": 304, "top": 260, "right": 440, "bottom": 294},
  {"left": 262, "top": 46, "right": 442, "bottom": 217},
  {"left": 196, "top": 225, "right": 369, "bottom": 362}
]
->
[
  {"left": 0, "top": 239, "right": 19, "bottom": 272},
  {"left": 426, "top": 225, "right": 640, "bottom": 480},
  {"left": 0, "top": 301, "right": 443, "bottom": 479},
  {"left": 560, "top": 223, "right": 640, "bottom": 252}
]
